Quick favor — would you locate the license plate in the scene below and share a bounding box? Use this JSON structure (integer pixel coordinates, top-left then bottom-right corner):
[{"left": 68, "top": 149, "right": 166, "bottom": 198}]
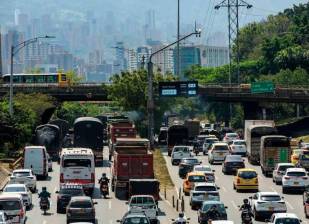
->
[
  {"left": 219, "top": 153, "right": 223, "bottom": 156},
  {"left": 268, "top": 207, "right": 274, "bottom": 211},
  {"left": 294, "top": 182, "right": 299, "bottom": 185},
  {"left": 73, "top": 171, "right": 80, "bottom": 174},
  {"left": 78, "top": 209, "right": 86, "bottom": 213}
]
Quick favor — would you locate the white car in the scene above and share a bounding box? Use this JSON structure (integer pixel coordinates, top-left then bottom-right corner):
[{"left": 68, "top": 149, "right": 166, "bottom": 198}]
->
[
  {"left": 282, "top": 167, "right": 309, "bottom": 193},
  {"left": 208, "top": 142, "right": 230, "bottom": 164},
  {"left": 9, "top": 169, "right": 37, "bottom": 193},
  {"left": 2, "top": 184, "right": 32, "bottom": 209},
  {"left": 272, "top": 163, "right": 295, "bottom": 185},
  {"left": 128, "top": 195, "right": 158, "bottom": 223},
  {"left": 202, "top": 138, "right": 219, "bottom": 155},
  {"left": 266, "top": 213, "right": 302, "bottom": 224},
  {"left": 0, "top": 211, "right": 10, "bottom": 224},
  {"left": 193, "top": 165, "right": 215, "bottom": 183},
  {"left": 223, "top": 132, "right": 239, "bottom": 144},
  {"left": 0, "top": 194, "right": 26, "bottom": 224},
  {"left": 250, "top": 192, "right": 287, "bottom": 221},
  {"left": 171, "top": 146, "right": 191, "bottom": 165},
  {"left": 47, "top": 154, "right": 53, "bottom": 172},
  {"left": 229, "top": 140, "right": 247, "bottom": 156}
]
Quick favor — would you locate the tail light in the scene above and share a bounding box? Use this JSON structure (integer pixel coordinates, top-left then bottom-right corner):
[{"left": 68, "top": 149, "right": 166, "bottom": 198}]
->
[
  {"left": 60, "top": 173, "right": 64, "bottom": 183},
  {"left": 19, "top": 208, "right": 24, "bottom": 217},
  {"left": 302, "top": 177, "right": 308, "bottom": 180},
  {"left": 284, "top": 176, "right": 290, "bottom": 180},
  {"left": 91, "top": 173, "right": 95, "bottom": 182},
  {"left": 237, "top": 178, "right": 240, "bottom": 184},
  {"left": 292, "top": 155, "right": 298, "bottom": 160},
  {"left": 255, "top": 178, "right": 258, "bottom": 184},
  {"left": 185, "top": 180, "right": 189, "bottom": 185}
]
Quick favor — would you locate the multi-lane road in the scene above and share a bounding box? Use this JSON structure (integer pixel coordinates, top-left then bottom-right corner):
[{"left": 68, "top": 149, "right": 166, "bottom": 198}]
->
[
  {"left": 162, "top": 148, "right": 308, "bottom": 223},
  {"left": 25, "top": 149, "right": 178, "bottom": 224}
]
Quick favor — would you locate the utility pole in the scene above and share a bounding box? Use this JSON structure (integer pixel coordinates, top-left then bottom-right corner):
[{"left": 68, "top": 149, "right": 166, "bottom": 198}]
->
[
  {"left": 177, "top": 0, "right": 180, "bottom": 78},
  {"left": 0, "top": 27, "right": 2, "bottom": 77},
  {"left": 215, "top": 0, "right": 252, "bottom": 84}
]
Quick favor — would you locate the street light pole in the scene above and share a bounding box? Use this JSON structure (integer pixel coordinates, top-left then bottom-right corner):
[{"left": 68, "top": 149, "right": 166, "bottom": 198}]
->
[
  {"left": 147, "top": 29, "right": 201, "bottom": 149},
  {"left": 177, "top": 0, "right": 180, "bottom": 78},
  {"left": 9, "top": 35, "right": 55, "bottom": 116}
]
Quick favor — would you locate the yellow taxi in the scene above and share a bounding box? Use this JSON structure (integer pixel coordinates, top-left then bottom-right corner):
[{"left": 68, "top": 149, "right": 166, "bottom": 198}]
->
[
  {"left": 233, "top": 168, "right": 258, "bottom": 192},
  {"left": 291, "top": 149, "right": 308, "bottom": 165},
  {"left": 183, "top": 171, "right": 206, "bottom": 195}
]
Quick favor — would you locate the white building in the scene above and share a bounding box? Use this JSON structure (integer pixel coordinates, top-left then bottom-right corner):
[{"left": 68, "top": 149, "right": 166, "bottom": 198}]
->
[{"left": 199, "top": 45, "right": 229, "bottom": 68}]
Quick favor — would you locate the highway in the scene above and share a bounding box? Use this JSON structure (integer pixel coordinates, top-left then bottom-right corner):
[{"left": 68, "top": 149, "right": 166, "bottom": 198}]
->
[
  {"left": 162, "top": 148, "right": 308, "bottom": 224},
  {"left": 25, "top": 149, "right": 178, "bottom": 224}
]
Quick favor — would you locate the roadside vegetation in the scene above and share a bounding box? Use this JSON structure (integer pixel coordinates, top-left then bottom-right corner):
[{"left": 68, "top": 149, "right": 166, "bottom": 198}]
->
[{"left": 153, "top": 149, "right": 174, "bottom": 189}]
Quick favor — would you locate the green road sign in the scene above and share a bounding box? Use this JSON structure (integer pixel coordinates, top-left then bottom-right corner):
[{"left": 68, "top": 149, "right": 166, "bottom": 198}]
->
[{"left": 251, "top": 81, "right": 274, "bottom": 93}]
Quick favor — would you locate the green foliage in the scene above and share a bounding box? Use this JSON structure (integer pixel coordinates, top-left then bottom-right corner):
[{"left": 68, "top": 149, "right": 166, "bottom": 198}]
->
[{"left": 66, "top": 70, "right": 84, "bottom": 84}]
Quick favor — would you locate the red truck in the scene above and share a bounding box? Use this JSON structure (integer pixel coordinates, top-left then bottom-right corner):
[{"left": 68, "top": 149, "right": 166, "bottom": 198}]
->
[
  {"left": 108, "top": 120, "right": 137, "bottom": 160},
  {"left": 111, "top": 138, "right": 155, "bottom": 199}
]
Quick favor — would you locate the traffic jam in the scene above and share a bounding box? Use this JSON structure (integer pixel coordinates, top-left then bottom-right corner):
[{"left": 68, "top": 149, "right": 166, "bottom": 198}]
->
[{"left": 0, "top": 115, "right": 309, "bottom": 224}]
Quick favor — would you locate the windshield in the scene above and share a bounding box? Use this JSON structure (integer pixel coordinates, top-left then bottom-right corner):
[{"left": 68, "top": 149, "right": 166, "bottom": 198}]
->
[
  {"left": 205, "top": 139, "right": 218, "bottom": 143},
  {"left": 13, "top": 172, "right": 30, "bottom": 177},
  {"left": 202, "top": 203, "right": 226, "bottom": 213},
  {"left": 0, "top": 201, "right": 21, "bottom": 210},
  {"left": 188, "top": 175, "right": 206, "bottom": 182},
  {"left": 238, "top": 171, "right": 257, "bottom": 179},
  {"left": 195, "top": 186, "right": 217, "bottom": 191},
  {"left": 173, "top": 147, "right": 189, "bottom": 153},
  {"left": 214, "top": 146, "right": 229, "bottom": 151},
  {"left": 183, "top": 159, "right": 199, "bottom": 164},
  {"left": 278, "top": 165, "right": 294, "bottom": 171},
  {"left": 70, "top": 201, "right": 92, "bottom": 208},
  {"left": 195, "top": 166, "right": 211, "bottom": 172},
  {"left": 227, "top": 133, "right": 238, "bottom": 138},
  {"left": 4, "top": 186, "right": 26, "bottom": 192},
  {"left": 286, "top": 172, "right": 306, "bottom": 177},
  {"left": 233, "top": 141, "right": 246, "bottom": 146},
  {"left": 60, "top": 189, "right": 84, "bottom": 196},
  {"left": 300, "top": 154, "right": 309, "bottom": 160},
  {"left": 261, "top": 196, "right": 281, "bottom": 201},
  {"left": 124, "top": 217, "right": 149, "bottom": 224},
  {"left": 275, "top": 218, "right": 300, "bottom": 224},
  {"left": 63, "top": 159, "right": 91, "bottom": 168},
  {"left": 130, "top": 197, "right": 155, "bottom": 205}
]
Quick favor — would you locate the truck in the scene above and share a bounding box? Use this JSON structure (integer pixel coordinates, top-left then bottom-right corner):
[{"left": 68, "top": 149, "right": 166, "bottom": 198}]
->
[
  {"left": 260, "top": 135, "right": 291, "bottom": 176},
  {"left": 245, "top": 120, "right": 277, "bottom": 164},
  {"left": 167, "top": 124, "right": 189, "bottom": 156},
  {"left": 111, "top": 138, "right": 154, "bottom": 199},
  {"left": 108, "top": 120, "right": 137, "bottom": 160},
  {"left": 73, "top": 117, "right": 103, "bottom": 165},
  {"left": 128, "top": 179, "right": 160, "bottom": 202},
  {"left": 185, "top": 119, "right": 200, "bottom": 143}
]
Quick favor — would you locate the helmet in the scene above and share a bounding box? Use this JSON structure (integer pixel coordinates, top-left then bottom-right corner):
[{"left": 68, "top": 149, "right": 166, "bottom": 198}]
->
[
  {"left": 42, "top": 187, "right": 47, "bottom": 191},
  {"left": 179, "top": 212, "right": 184, "bottom": 218},
  {"left": 243, "top": 198, "right": 249, "bottom": 204},
  {"left": 102, "top": 173, "right": 106, "bottom": 177}
]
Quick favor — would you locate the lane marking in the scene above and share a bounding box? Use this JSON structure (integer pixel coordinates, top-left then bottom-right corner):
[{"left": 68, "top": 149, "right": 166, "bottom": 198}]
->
[
  {"left": 215, "top": 175, "right": 219, "bottom": 181},
  {"left": 53, "top": 187, "right": 57, "bottom": 193},
  {"left": 231, "top": 200, "right": 238, "bottom": 210},
  {"left": 109, "top": 200, "right": 112, "bottom": 209},
  {"left": 221, "top": 186, "right": 227, "bottom": 192},
  {"left": 110, "top": 220, "right": 113, "bottom": 224},
  {"left": 270, "top": 186, "right": 277, "bottom": 192},
  {"left": 286, "top": 201, "right": 294, "bottom": 210},
  {"left": 43, "top": 221, "right": 47, "bottom": 224}
]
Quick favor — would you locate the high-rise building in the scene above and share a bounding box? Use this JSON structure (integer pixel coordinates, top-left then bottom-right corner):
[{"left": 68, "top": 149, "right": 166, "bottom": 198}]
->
[
  {"left": 127, "top": 49, "right": 138, "bottom": 72},
  {"left": 47, "top": 52, "right": 73, "bottom": 71},
  {"left": 137, "top": 46, "right": 151, "bottom": 69},
  {"left": 113, "top": 42, "right": 127, "bottom": 74},
  {"left": 199, "top": 45, "right": 229, "bottom": 68},
  {"left": 173, "top": 46, "right": 201, "bottom": 78},
  {"left": 152, "top": 45, "right": 174, "bottom": 75}
]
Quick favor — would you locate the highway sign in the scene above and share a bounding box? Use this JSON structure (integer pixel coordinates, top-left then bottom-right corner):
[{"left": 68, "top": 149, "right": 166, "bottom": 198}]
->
[
  {"left": 251, "top": 81, "right": 274, "bottom": 93},
  {"left": 159, "top": 81, "right": 198, "bottom": 97}
]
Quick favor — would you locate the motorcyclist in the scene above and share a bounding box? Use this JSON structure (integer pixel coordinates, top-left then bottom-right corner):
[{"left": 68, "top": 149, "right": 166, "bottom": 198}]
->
[
  {"left": 205, "top": 205, "right": 220, "bottom": 221},
  {"left": 38, "top": 187, "right": 51, "bottom": 208},
  {"left": 173, "top": 213, "right": 187, "bottom": 224},
  {"left": 98, "top": 173, "right": 110, "bottom": 184},
  {"left": 239, "top": 199, "right": 252, "bottom": 211}
]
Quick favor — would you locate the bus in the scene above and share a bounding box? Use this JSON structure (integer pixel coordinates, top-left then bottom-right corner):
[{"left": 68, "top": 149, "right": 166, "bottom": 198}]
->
[
  {"left": 2, "top": 73, "right": 69, "bottom": 86},
  {"left": 246, "top": 125, "right": 277, "bottom": 164}
]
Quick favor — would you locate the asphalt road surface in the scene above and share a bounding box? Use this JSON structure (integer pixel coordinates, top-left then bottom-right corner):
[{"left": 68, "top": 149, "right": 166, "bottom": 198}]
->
[
  {"left": 25, "top": 149, "right": 178, "bottom": 224},
  {"left": 162, "top": 148, "right": 309, "bottom": 224}
]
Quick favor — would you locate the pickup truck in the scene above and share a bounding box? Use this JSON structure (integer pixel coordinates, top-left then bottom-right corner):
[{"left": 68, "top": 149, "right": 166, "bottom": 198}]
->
[{"left": 127, "top": 195, "right": 158, "bottom": 224}]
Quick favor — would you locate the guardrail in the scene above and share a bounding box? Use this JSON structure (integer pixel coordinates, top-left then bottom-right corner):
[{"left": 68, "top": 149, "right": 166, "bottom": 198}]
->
[{"left": 9, "top": 157, "right": 23, "bottom": 170}]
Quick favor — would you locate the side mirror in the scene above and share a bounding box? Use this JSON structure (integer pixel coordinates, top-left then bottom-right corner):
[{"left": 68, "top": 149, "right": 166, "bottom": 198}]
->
[
  {"left": 93, "top": 202, "right": 98, "bottom": 205},
  {"left": 212, "top": 170, "right": 215, "bottom": 172},
  {"left": 281, "top": 196, "right": 284, "bottom": 199},
  {"left": 216, "top": 187, "right": 220, "bottom": 190},
  {"left": 225, "top": 206, "right": 228, "bottom": 209},
  {"left": 55, "top": 191, "right": 59, "bottom": 194},
  {"left": 237, "top": 205, "right": 240, "bottom": 208},
  {"left": 199, "top": 161, "right": 202, "bottom": 164},
  {"left": 249, "top": 196, "right": 253, "bottom": 199},
  {"left": 125, "top": 201, "right": 129, "bottom": 204},
  {"left": 265, "top": 219, "right": 270, "bottom": 222},
  {"left": 187, "top": 218, "right": 190, "bottom": 221},
  {"left": 171, "top": 219, "right": 175, "bottom": 221},
  {"left": 116, "top": 220, "right": 121, "bottom": 223}
]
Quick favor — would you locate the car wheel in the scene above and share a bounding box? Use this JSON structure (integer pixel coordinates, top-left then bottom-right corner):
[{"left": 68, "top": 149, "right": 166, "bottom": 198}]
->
[
  {"left": 233, "top": 184, "right": 236, "bottom": 190},
  {"left": 282, "top": 187, "right": 287, "bottom": 194},
  {"left": 254, "top": 209, "right": 259, "bottom": 221}
]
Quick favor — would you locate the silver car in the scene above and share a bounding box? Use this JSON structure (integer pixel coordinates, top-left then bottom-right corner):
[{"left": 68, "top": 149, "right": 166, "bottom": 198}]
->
[
  {"left": 272, "top": 163, "right": 295, "bottom": 185},
  {"left": 9, "top": 169, "right": 37, "bottom": 193},
  {"left": 128, "top": 195, "right": 158, "bottom": 224},
  {"left": 2, "top": 184, "right": 32, "bottom": 209}
]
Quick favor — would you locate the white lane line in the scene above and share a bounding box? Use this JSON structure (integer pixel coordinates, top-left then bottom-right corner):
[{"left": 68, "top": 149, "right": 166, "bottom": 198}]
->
[
  {"left": 43, "top": 221, "right": 47, "bottom": 224},
  {"left": 269, "top": 186, "right": 277, "bottom": 192},
  {"left": 109, "top": 200, "right": 112, "bottom": 209},
  {"left": 53, "top": 187, "right": 57, "bottom": 193},
  {"left": 286, "top": 201, "right": 294, "bottom": 210},
  {"left": 221, "top": 186, "right": 227, "bottom": 192},
  {"left": 110, "top": 220, "right": 113, "bottom": 224},
  {"left": 215, "top": 175, "right": 219, "bottom": 181},
  {"left": 231, "top": 200, "right": 238, "bottom": 210}
]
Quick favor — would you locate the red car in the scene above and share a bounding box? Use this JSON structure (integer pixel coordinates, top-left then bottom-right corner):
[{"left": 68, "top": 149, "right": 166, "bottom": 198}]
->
[{"left": 303, "top": 190, "right": 309, "bottom": 218}]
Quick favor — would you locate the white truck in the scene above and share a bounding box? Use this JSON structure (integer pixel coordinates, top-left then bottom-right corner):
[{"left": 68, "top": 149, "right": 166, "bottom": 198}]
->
[{"left": 244, "top": 120, "right": 276, "bottom": 164}]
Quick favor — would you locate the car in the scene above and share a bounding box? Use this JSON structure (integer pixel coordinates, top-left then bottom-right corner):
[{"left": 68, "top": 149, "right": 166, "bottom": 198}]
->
[
  {"left": 0, "top": 211, "right": 11, "bottom": 224},
  {"left": 9, "top": 169, "right": 37, "bottom": 193},
  {"left": 198, "top": 201, "right": 228, "bottom": 224},
  {"left": 117, "top": 210, "right": 151, "bottom": 224},
  {"left": 297, "top": 151, "right": 309, "bottom": 170},
  {"left": 66, "top": 196, "right": 97, "bottom": 224},
  {"left": 208, "top": 143, "right": 230, "bottom": 164},
  {"left": 282, "top": 167, "right": 309, "bottom": 193},
  {"left": 127, "top": 195, "right": 158, "bottom": 224},
  {"left": 183, "top": 172, "right": 207, "bottom": 196},
  {"left": 222, "top": 155, "right": 245, "bottom": 175},
  {"left": 233, "top": 168, "right": 258, "bottom": 192},
  {"left": 47, "top": 154, "right": 53, "bottom": 172},
  {"left": 171, "top": 146, "right": 191, "bottom": 165},
  {"left": 190, "top": 190, "right": 220, "bottom": 210},
  {"left": 178, "top": 158, "right": 201, "bottom": 178},
  {"left": 56, "top": 183, "right": 85, "bottom": 213},
  {"left": 266, "top": 213, "right": 302, "bottom": 224},
  {"left": 291, "top": 149, "right": 309, "bottom": 165},
  {"left": 0, "top": 194, "right": 26, "bottom": 224},
  {"left": 229, "top": 140, "right": 247, "bottom": 156},
  {"left": 250, "top": 192, "right": 287, "bottom": 221},
  {"left": 2, "top": 184, "right": 32, "bottom": 209},
  {"left": 223, "top": 133, "right": 239, "bottom": 144},
  {"left": 303, "top": 190, "right": 309, "bottom": 218},
  {"left": 202, "top": 137, "right": 219, "bottom": 155},
  {"left": 272, "top": 163, "right": 295, "bottom": 185},
  {"left": 193, "top": 183, "right": 219, "bottom": 193},
  {"left": 301, "top": 143, "right": 309, "bottom": 150},
  {"left": 193, "top": 165, "right": 215, "bottom": 183}
]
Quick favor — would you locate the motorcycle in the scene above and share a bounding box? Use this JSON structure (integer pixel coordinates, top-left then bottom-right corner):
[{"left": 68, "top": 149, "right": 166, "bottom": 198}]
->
[
  {"left": 100, "top": 181, "right": 109, "bottom": 198},
  {"left": 171, "top": 217, "right": 190, "bottom": 224},
  {"left": 241, "top": 209, "right": 253, "bottom": 224},
  {"left": 40, "top": 198, "right": 50, "bottom": 215},
  {"left": 193, "top": 146, "right": 199, "bottom": 156}
]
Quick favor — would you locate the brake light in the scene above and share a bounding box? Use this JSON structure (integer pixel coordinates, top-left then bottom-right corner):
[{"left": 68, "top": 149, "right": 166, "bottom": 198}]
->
[
  {"left": 91, "top": 173, "right": 95, "bottom": 183},
  {"left": 284, "top": 176, "right": 290, "bottom": 180},
  {"left": 255, "top": 178, "right": 258, "bottom": 184},
  {"left": 19, "top": 208, "right": 24, "bottom": 217},
  {"left": 302, "top": 176, "right": 308, "bottom": 180},
  {"left": 237, "top": 178, "right": 240, "bottom": 184},
  {"left": 185, "top": 180, "right": 189, "bottom": 185},
  {"left": 292, "top": 155, "right": 298, "bottom": 160},
  {"left": 60, "top": 173, "right": 64, "bottom": 183}
]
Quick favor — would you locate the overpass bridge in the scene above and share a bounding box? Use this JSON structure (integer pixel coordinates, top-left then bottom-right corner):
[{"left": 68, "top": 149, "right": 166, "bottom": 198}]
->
[{"left": 1, "top": 83, "right": 309, "bottom": 103}]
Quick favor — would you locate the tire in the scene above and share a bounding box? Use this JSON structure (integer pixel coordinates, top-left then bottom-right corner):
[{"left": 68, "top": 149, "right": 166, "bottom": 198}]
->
[
  {"left": 254, "top": 209, "right": 259, "bottom": 221},
  {"left": 282, "top": 187, "right": 287, "bottom": 194},
  {"left": 233, "top": 184, "right": 236, "bottom": 190}
]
